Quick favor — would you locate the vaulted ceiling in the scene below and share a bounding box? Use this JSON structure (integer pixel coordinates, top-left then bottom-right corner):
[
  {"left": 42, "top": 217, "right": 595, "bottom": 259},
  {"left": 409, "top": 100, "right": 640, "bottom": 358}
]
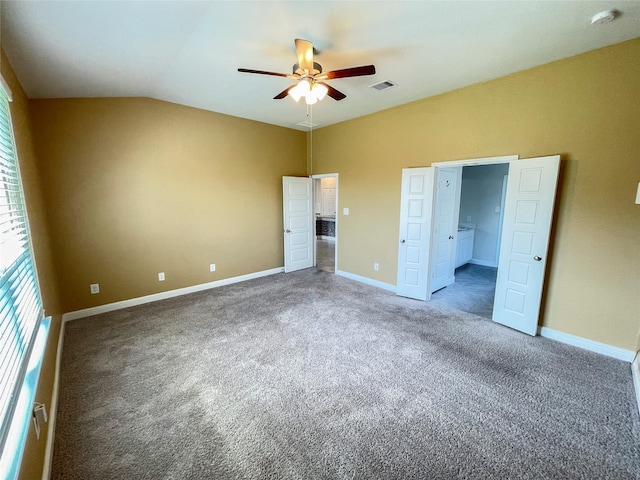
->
[{"left": 2, "top": 1, "right": 639, "bottom": 131}]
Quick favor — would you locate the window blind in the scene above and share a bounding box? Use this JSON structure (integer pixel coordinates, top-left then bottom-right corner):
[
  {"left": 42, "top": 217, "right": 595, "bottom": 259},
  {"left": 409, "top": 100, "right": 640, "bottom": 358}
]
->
[{"left": 0, "top": 85, "right": 42, "bottom": 453}]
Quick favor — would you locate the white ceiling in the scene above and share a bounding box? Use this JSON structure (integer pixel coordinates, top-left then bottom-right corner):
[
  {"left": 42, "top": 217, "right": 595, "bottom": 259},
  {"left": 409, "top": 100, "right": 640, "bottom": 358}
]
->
[{"left": 2, "top": 1, "right": 639, "bottom": 131}]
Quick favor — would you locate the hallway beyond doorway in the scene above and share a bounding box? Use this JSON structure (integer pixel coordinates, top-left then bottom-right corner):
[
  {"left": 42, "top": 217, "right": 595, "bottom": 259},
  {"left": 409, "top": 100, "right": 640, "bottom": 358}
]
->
[{"left": 316, "top": 239, "right": 335, "bottom": 273}]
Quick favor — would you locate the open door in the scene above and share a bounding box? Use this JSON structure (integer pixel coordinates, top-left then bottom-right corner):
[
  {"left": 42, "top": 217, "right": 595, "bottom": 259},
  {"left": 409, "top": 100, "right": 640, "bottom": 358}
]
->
[
  {"left": 430, "top": 167, "right": 461, "bottom": 293},
  {"left": 492, "top": 155, "right": 560, "bottom": 335},
  {"left": 396, "top": 168, "right": 435, "bottom": 300},
  {"left": 283, "top": 176, "right": 313, "bottom": 273}
]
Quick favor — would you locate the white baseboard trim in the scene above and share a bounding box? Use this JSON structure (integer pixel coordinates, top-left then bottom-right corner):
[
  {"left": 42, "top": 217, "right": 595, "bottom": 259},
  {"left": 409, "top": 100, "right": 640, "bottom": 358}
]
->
[
  {"left": 538, "top": 327, "right": 635, "bottom": 363},
  {"left": 469, "top": 259, "right": 498, "bottom": 268},
  {"left": 63, "top": 267, "right": 284, "bottom": 322},
  {"left": 41, "top": 320, "right": 65, "bottom": 480},
  {"left": 317, "top": 235, "right": 336, "bottom": 241},
  {"left": 632, "top": 352, "right": 640, "bottom": 416},
  {"left": 335, "top": 269, "right": 396, "bottom": 293}
]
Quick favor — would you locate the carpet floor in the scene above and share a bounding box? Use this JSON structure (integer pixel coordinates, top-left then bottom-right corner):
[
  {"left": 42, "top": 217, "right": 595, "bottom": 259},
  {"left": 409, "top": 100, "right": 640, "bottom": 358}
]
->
[{"left": 51, "top": 269, "right": 640, "bottom": 479}]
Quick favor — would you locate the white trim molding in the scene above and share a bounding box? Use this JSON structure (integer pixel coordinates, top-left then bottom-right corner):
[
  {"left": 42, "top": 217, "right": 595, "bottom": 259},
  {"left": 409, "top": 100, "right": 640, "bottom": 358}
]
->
[
  {"left": 632, "top": 352, "right": 640, "bottom": 417},
  {"left": 538, "top": 327, "right": 635, "bottom": 363},
  {"left": 41, "top": 320, "right": 65, "bottom": 480},
  {"left": 63, "top": 267, "right": 284, "bottom": 322},
  {"left": 336, "top": 269, "right": 396, "bottom": 293},
  {"left": 432, "top": 154, "right": 518, "bottom": 167}
]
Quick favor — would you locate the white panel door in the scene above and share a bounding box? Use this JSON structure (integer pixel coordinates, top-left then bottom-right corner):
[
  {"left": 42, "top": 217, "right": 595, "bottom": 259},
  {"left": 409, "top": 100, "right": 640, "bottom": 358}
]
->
[
  {"left": 396, "top": 168, "right": 435, "bottom": 300},
  {"left": 492, "top": 155, "right": 560, "bottom": 335},
  {"left": 283, "top": 176, "right": 313, "bottom": 273},
  {"left": 430, "top": 168, "right": 460, "bottom": 293}
]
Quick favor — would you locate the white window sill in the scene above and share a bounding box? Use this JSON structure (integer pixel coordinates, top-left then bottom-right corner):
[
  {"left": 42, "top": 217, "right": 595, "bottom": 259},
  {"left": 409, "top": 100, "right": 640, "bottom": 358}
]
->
[{"left": 0, "top": 316, "right": 51, "bottom": 480}]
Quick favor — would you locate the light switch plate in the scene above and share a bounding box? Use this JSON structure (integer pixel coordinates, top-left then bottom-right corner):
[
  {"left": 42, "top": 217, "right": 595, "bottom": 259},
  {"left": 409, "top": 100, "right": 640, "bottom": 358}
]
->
[{"left": 343, "top": 207, "right": 349, "bottom": 215}]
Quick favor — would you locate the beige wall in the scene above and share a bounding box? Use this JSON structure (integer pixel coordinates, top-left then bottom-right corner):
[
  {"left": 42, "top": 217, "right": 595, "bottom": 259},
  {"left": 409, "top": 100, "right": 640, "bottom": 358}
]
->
[
  {"left": 30, "top": 98, "right": 306, "bottom": 312},
  {"left": 312, "top": 38, "right": 640, "bottom": 351},
  {"left": 2, "top": 51, "right": 64, "bottom": 480}
]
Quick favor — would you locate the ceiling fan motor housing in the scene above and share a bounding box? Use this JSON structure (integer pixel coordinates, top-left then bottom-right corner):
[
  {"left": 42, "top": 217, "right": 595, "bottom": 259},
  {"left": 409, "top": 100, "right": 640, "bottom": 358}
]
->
[{"left": 293, "top": 62, "right": 322, "bottom": 76}]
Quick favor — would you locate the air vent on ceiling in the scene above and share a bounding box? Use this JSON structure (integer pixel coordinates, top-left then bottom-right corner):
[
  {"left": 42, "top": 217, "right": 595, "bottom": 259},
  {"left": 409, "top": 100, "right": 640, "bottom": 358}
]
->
[
  {"left": 370, "top": 80, "right": 397, "bottom": 91},
  {"left": 297, "top": 120, "right": 320, "bottom": 128}
]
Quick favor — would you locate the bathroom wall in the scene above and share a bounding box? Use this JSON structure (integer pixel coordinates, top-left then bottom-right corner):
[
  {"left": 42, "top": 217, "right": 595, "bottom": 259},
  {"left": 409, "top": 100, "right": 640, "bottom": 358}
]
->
[{"left": 459, "top": 164, "right": 509, "bottom": 267}]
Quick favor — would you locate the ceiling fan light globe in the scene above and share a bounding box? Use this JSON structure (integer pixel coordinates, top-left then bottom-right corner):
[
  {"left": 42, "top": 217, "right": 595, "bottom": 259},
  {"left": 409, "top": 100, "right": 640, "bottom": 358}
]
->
[
  {"left": 298, "top": 79, "right": 311, "bottom": 95},
  {"left": 313, "top": 83, "right": 328, "bottom": 101},
  {"left": 305, "top": 95, "right": 318, "bottom": 105},
  {"left": 289, "top": 87, "right": 303, "bottom": 102}
]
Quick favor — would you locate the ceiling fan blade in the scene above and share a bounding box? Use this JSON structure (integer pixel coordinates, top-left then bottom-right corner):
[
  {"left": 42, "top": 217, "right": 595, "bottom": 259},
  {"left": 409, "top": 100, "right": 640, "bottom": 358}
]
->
[
  {"left": 273, "top": 84, "right": 298, "bottom": 100},
  {"left": 295, "top": 39, "right": 314, "bottom": 73},
  {"left": 316, "top": 65, "right": 376, "bottom": 80},
  {"left": 238, "top": 68, "right": 296, "bottom": 79},
  {"left": 322, "top": 83, "right": 346, "bottom": 101}
]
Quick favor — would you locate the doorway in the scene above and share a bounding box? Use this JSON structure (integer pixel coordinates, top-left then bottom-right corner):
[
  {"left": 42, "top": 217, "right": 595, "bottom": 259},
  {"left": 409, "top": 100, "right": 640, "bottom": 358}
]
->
[
  {"left": 397, "top": 155, "right": 560, "bottom": 336},
  {"left": 430, "top": 163, "right": 509, "bottom": 317},
  {"left": 312, "top": 174, "right": 338, "bottom": 273}
]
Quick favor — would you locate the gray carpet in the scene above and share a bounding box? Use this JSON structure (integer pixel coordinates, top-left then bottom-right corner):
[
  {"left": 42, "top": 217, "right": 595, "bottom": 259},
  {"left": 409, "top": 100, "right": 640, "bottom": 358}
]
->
[
  {"left": 52, "top": 269, "right": 640, "bottom": 479},
  {"left": 430, "top": 264, "right": 497, "bottom": 319}
]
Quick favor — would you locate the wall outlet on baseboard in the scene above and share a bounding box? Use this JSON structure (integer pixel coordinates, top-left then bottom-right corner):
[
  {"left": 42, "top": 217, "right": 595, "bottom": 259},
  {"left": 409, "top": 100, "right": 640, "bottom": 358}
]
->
[
  {"left": 158, "top": 272, "right": 165, "bottom": 281},
  {"left": 210, "top": 264, "right": 216, "bottom": 272},
  {"left": 90, "top": 283, "right": 100, "bottom": 294}
]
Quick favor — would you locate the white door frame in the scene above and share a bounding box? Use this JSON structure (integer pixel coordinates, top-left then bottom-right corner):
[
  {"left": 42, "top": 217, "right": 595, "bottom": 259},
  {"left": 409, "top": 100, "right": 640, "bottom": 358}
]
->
[
  {"left": 312, "top": 173, "right": 339, "bottom": 272},
  {"left": 431, "top": 155, "right": 518, "bottom": 167},
  {"left": 431, "top": 156, "right": 518, "bottom": 279}
]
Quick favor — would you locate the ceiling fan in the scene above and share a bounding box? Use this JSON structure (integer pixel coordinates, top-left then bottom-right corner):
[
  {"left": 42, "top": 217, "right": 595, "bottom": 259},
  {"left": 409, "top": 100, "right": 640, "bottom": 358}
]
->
[{"left": 238, "top": 39, "right": 376, "bottom": 105}]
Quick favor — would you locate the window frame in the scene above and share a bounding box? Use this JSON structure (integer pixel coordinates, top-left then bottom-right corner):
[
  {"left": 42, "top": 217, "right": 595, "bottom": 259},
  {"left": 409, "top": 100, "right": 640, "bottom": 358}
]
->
[{"left": 0, "top": 76, "right": 47, "bottom": 480}]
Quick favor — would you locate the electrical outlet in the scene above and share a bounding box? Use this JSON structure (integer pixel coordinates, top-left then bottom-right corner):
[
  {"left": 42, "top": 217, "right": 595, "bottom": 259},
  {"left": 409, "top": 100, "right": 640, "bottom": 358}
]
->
[
  {"left": 374, "top": 262, "right": 379, "bottom": 271},
  {"left": 90, "top": 283, "right": 100, "bottom": 294},
  {"left": 466, "top": 216, "right": 472, "bottom": 222},
  {"left": 210, "top": 264, "right": 216, "bottom": 272},
  {"left": 158, "top": 272, "right": 165, "bottom": 281}
]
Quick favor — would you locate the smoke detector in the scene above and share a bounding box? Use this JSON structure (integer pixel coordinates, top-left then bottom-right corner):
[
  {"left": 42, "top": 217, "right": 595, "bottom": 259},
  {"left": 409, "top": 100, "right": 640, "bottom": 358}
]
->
[{"left": 590, "top": 9, "right": 619, "bottom": 25}]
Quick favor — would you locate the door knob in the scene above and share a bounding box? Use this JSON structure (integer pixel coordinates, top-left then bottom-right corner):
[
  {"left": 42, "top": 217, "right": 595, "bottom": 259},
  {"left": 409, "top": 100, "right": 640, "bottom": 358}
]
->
[
  {"left": 534, "top": 255, "right": 542, "bottom": 261},
  {"left": 285, "top": 229, "right": 291, "bottom": 233},
  {"left": 400, "top": 239, "right": 406, "bottom": 243}
]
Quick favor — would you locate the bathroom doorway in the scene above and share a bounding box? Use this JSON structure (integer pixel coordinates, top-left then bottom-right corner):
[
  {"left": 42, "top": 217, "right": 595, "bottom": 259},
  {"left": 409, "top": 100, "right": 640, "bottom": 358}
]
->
[
  {"left": 312, "top": 174, "right": 338, "bottom": 273},
  {"left": 429, "top": 163, "right": 508, "bottom": 317}
]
